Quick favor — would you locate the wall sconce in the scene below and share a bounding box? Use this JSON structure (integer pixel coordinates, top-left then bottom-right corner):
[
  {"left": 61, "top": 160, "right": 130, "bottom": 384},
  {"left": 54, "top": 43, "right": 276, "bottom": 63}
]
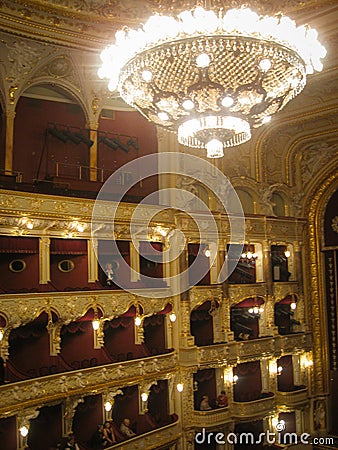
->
[
  {"left": 204, "top": 247, "right": 211, "bottom": 258},
  {"left": 277, "top": 366, "right": 283, "bottom": 376},
  {"left": 92, "top": 319, "right": 100, "bottom": 331},
  {"left": 232, "top": 375, "right": 239, "bottom": 385},
  {"left": 19, "top": 425, "right": 29, "bottom": 437},
  {"left": 290, "top": 301, "right": 297, "bottom": 310},
  {"left": 169, "top": 312, "right": 177, "bottom": 323},
  {"left": 135, "top": 316, "right": 142, "bottom": 327},
  {"left": 248, "top": 305, "right": 264, "bottom": 315},
  {"left": 104, "top": 401, "right": 112, "bottom": 412},
  {"left": 176, "top": 383, "right": 184, "bottom": 392},
  {"left": 141, "top": 392, "right": 148, "bottom": 402},
  {"left": 284, "top": 250, "right": 291, "bottom": 258},
  {"left": 0, "top": 329, "right": 3, "bottom": 341},
  {"left": 241, "top": 250, "right": 258, "bottom": 260}
]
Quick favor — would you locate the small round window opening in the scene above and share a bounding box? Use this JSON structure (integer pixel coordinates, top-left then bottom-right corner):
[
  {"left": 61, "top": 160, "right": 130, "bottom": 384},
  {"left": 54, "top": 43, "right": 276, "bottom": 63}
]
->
[
  {"left": 58, "top": 260, "right": 75, "bottom": 273},
  {"left": 9, "top": 259, "right": 26, "bottom": 273}
]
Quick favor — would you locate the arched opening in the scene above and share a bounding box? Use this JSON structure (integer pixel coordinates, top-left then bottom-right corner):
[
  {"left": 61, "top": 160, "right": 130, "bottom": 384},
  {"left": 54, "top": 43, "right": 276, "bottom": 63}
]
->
[
  {"left": 194, "top": 368, "right": 217, "bottom": 410},
  {"left": 14, "top": 84, "right": 88, "bottom": 185},
  {"left": 230, "top": 297, "right": 264, "bottom": 340},
  {"left": 274, "top": 295, "right": 300, "bottom": 335},
  {"left": 236, "top": 189, "right": 255, "bottom": 214},
  {"left": 272, "top": 192, "right": 286, "bottom": 216},
  {"left": 190, "top": 301, "right": 216, "bottom": 346}
]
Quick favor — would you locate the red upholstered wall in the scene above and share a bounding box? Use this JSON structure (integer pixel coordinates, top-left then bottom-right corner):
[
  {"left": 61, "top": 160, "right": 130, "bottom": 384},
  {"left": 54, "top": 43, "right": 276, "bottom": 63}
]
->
[
  {"left": 27, "top": 404, "right": 62, "bottom": 450},
  {"left": 0, "top": 253, "right": 39, "bottom": 293},
  {"left": 147, "top": 380, "right": 169, "bottom": 426},
  {"left": 13, "top": 97, "right": 87, "bottom": 183},
  {"left": 50, "top": 255, "right": 88, "bottom": 290},
  {"left": 60, "top": 320, "right": 111, "bottom": 369},
  {"left": 190, "top": 301, "right": 214, "bottom": 346},
  {"left": 194, "top": 368, "right": 217, "bottom": 410},
  {"left": 143, "top": 314, "right": 166, "bottom": 354},
  {"left": 7, "top": 313, "right": 60, "bottom": 381},
  {"left": 188, "top": 244, "right": 210, "bottom": 286},
  {"left": 112, "top": 385, "right": 139, "bottom": 431},
  {"left": 103, "top": 317, "right": 149, "bottom": 361},
  {"left": 98, "top": 111, "right": 158, "bottom": 199},
  {"left": 277, "top": 355, "right": 294, "bottom": 391},
  {"left": 234, "top": 361, "right": 262, "bottom": 402},
  {"left": 73, "top": 395, "right": 103, "bottom": 445},
  {"left": 0, "top": 416, "right": 17, "bottom": 450}
]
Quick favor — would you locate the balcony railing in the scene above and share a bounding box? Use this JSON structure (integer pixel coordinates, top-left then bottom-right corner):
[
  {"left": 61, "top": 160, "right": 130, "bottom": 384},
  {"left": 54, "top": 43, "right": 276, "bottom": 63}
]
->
[
  {"left": 276, "top": 387, "right": 309, "bottom": 407},
  {"left": 106, "top": 421, "right": 180, "bottom": 450},
  {"left": 232, "top": 394, "right": 275, "bottom": 419},
  {"left": 192, "top": 407, "right": 230, "bottom": 427},
  {"left": 0, "top": 351, "right": 177, "bottom": 416}
]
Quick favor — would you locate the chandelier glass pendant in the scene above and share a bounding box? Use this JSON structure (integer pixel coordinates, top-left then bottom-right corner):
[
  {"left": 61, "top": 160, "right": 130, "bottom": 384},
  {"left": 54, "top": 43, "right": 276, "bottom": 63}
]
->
[{"left": 98, "top": 7, "right": 326, "bottom": 158}]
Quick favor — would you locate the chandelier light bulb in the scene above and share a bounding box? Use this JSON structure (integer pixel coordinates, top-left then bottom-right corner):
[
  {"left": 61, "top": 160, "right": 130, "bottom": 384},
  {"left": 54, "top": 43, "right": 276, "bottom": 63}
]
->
[
  {"left": 99, "top": 6, "right": 326, "bottom": 157},
  {"left": 196, "top": 53, "right": 211, "bottom": 68},
  {"left": 259, "top": 58, "right": 272, "bottom": 71},
  {"left": 182, "top": 99, "right": 195, "bottom": 110},
  {"left": 277, "top": 366, "right": 283, "bottom": 374},
  {"left": 253, "top": 306, "right": 259, "bottom": 314},
  {"left": 206, "top": 139, "right": 224, "bottom": 158},
  {"left": 221, "top": 96, "right": 234, "bottom": 107},
  {"left": 248, "top": 308, "right": 254, "bottom": 314},
  {"left": 92, "top": 319, "right": 100, "bottom": 330},
  {"left": 141, "top": 70, "right": 153, "bottom": 82},
  {"left": 259, "top": 307, "right": 264, "bottom": 313},
  {"left": 158, "top": 112, "right": 169, "bottom": 121}
]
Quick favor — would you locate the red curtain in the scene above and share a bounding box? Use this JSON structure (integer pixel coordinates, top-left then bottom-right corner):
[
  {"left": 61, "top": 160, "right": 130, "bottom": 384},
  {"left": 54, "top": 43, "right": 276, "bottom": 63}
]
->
[
  {"left": 234, "top": 361, "right": 262, "bottom": 402},
  {"left": 0, "top": 236, "right": 38, "bottom": 253},
  {"left": 50, "top": 238, "right": 87, "bottom": 254}
]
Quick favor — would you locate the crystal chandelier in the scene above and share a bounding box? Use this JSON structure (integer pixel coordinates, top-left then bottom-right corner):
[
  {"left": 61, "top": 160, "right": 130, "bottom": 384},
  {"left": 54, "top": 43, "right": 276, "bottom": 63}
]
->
[{"left": 98, "top": 6, "right": 326, "bottom": 158}]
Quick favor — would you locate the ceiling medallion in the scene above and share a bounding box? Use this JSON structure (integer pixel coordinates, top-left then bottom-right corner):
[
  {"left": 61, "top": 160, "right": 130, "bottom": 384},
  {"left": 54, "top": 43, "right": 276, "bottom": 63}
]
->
[{"left": 98, "top": 6, "right": 326, "bottom": 158}]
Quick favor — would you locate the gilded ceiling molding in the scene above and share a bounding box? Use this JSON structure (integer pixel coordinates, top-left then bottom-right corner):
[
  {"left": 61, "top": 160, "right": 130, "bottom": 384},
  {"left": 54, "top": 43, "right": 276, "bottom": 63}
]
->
[{"left": 305, "top": 169, "right": 338, "bottom": 395}]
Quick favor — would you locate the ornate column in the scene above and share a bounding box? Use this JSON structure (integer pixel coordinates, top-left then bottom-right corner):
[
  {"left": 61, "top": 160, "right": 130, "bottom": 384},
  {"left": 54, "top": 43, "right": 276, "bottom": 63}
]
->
[
  {"left": 180, "top": 245, "right": 194, "bottom": 347},
  {"left": 294, "top": 241, "right": 304, "bottom": 294},
  {"left": 292, "top": 354, "right": 301, "bottom": 386},
  {"left": 262, "top": 240, "right": 273, "bottom": 295},
  {"left": 260, "top": 358, "right": 270, "bottom": 393},
  {"left": 209, "top": 241, "right": 218, "bottom": 284},
  {"left": 5, "top": 108, "right": 16, "bottom": 174},
  {"left": 130, "top": 240, "right": 140, "bottom": 282},
  {"left": 17, "top": 408, "right": 39, "bottom": 450},
  {"left": 62, "top": 397, "right": 84, "bottom": 436},
  {"left": 87, "top": 238, "right": 98, "bottom": 283},
  {"left": 47, "top": 320, "right": 62, "bottom": 356},
  {"left": 39, "top": 237, "right": 50, "bottom": 284}
]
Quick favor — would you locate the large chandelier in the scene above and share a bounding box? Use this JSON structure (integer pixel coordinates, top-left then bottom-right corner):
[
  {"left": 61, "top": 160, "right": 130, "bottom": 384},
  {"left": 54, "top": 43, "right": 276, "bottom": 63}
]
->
[{"left": 98, "top": 6, "right": 326, "bottom": 158}]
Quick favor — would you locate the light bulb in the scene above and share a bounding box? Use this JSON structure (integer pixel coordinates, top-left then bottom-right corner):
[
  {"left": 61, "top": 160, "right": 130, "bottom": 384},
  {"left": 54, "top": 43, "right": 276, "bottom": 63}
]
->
[
  {"left": 135, "top": 316, "right": 142, "bottom": 326},
  {"left": 77, "top": 223, "right": 85, "bottom": 233},
  {"left": 204, "top": 249, "right": 211, "bottom": 258},
  {"left": 169, "top": 312, "right": 177, "bottom": 323},
  {"left": 141, "top": 392, "right": 148, "bottom": 402},
  {"left": 233, "top": 375, "right": 238, "bottom": 383},
  {"left": 284, "top": 250, "right": 291, "bottom": 258},
  {"left": 196, "top": 53, "right": 211, "bottom": 68},
  {"left": 104, "top": 401, "right": 112, "bottom": 412},
  {"left": 241, "top": 253, "right": 247, "bottom": 258},
  {"left": 158, "top": 111, "right": 169, "bottom": 121},
  {"left": 206, "top": 139, "right": 224, "bottom": 158},
  {"left": 248, "top": 308, "right": 254, "bottom": 314},
  {"left": 92, "top": 319, "right": 100, "bottom": 330},
  {"left": 262, "top": 116, "right": 271, "bottom": 124},
  {"left": 253, "top": 306, "right": 259, "bottom": 314},
  {"left": 247, "top": 251, "right": 253, "bottom": 259},
  {"left": 277, "top": 366, "right": 283, "bottom": 373},
  {"left": 182, "top": 99, "right": 195, "bottom": 110},
  {"left": 20, "top": 426, "right": 29, "bottom": 437},
  {"left": 0, "top": 329, "right": 3, "bottom": 341},
  {"left": 259, "top": 307, "right": 264, "bottom": 313},
  {"left": 26, "top": 220, "right": 34, "bottom": 230},
  {"left": 259, "top": 58, "right": 272, "bottom": 71},
  {"left": 290, "top": 302, "right": 297, "bottom": 310},
  {"left": 252, "top": 252, "right": 258, "bottom": 259},
  {"left": 141, "top": 70, "right": 153, "bottom": 82},
  {"left": 177, "top": 383, "right": 184, "bottom": 392},
  {"left": 221, "top": 96, "right": 234, "bottom": 107}
]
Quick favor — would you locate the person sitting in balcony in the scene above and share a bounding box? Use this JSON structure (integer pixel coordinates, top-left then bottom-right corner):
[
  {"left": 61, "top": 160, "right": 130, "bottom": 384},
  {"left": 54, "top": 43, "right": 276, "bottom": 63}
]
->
[
  {"left": 216, "top": 390, "right": 228, "bottom": 408},
  {"left": 63, "top": 433, "right": 80, "bottom": 450},
  {"left": 120, "top": 418, "right": 136, "bottom": 438},
  {"left": 105, "top": 263, "right": 115, "bottom": 286},
  {"left": 103, "top": 421, "right": 116, "bottom": 446},
  {"left": 200, "top": 395, "right": 212, "bottom": 411}
]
